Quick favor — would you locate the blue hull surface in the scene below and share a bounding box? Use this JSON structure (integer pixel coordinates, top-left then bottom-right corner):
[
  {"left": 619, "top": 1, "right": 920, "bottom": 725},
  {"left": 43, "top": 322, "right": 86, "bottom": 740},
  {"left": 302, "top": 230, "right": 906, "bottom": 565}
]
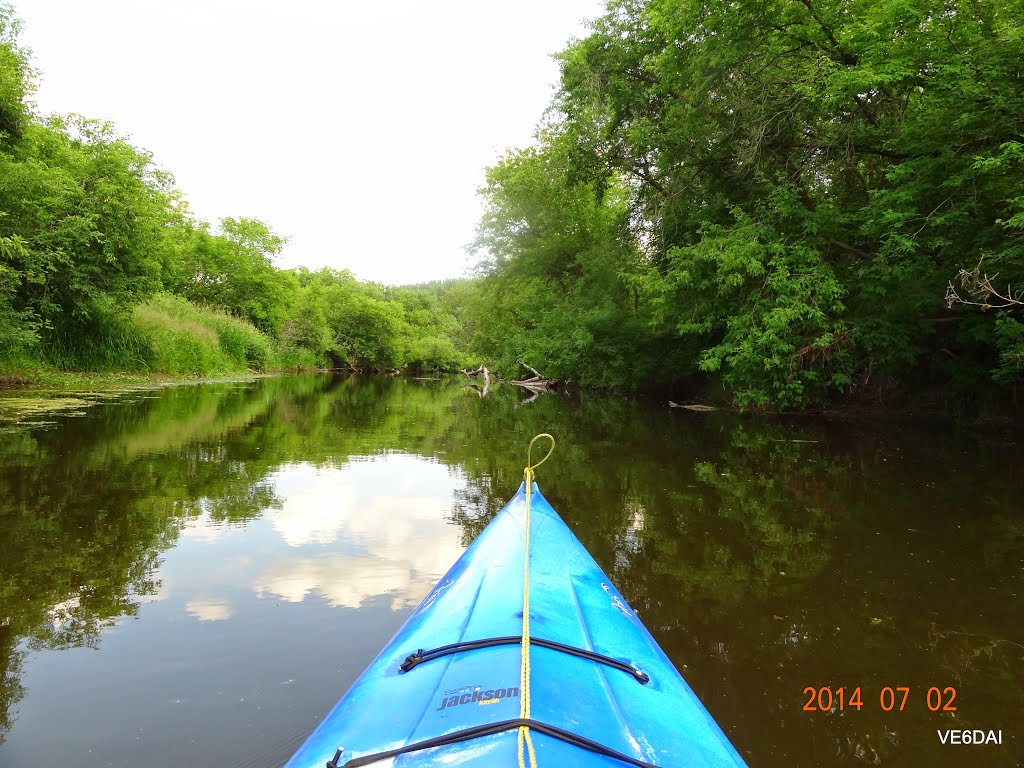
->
[{"left": 285, "top": 483, "right": 748, "bottom": 767}]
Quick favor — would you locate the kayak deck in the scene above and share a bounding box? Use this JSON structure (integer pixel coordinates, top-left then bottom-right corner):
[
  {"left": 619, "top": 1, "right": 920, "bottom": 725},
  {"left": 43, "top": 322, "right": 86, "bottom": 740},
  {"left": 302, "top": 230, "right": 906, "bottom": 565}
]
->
[{"left": 284, "top": 482, "right": 748, "bottom": 768}]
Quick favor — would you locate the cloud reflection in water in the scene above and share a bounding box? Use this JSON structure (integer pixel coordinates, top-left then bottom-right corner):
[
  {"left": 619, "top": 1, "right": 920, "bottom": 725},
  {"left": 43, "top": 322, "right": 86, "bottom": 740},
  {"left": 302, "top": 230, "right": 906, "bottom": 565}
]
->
[{"left": 254, "top": 457, "right": 465, "bottom": 611}]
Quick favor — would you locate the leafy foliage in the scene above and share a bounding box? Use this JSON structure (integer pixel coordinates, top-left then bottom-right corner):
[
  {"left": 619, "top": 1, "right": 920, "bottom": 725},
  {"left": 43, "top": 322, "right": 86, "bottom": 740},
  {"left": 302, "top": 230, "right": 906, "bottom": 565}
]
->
[
  {"left": 472, "top": 0, "right": 1024, "bottom": 409},
  {"left": 0, "top": 4, "right": 30, "bottom": 146},
  {"left": 164, "top": 217, "right": 295, "bottom": 336},
  {"left": 0, "top": 116, "right": 174, "bottom": 358},
  {"left": 470, "top": 133, "right": 660, "bottom": 387}
]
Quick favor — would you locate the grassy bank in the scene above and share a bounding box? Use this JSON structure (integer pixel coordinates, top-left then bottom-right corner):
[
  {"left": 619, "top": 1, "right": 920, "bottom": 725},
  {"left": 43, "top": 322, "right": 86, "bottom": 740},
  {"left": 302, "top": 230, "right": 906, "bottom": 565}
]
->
[{"left": 1, "top": 294, "right": 321, "bottom": 387}]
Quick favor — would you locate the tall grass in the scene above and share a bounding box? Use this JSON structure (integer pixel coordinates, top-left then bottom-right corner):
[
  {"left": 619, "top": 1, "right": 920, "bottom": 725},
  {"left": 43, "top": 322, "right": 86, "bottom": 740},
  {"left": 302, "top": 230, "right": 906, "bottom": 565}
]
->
[
  {"left": 2, "top": 293, "right": 320, "bottom": 378},
  {"left": 44, "top": 297, "right": 153, "bottom": 371},
  {"left": 132, "top": 293, "right": 276, "bottom": 375}
]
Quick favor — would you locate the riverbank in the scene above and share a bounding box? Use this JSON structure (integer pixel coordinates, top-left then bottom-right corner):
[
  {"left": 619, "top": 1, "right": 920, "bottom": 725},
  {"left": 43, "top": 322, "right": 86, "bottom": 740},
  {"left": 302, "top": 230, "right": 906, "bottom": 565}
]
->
[
  {"left": 0, "top": 369, "right": 184, "bottom": 391},
  {"left": 0, "top": 292, "right": 321, "bottom": 392},
  {"left": 0, "top": 369, "right": 284, "bottom": 426},
  {"left": 5, "top": 365, "right": 1020, "bottom": 435}
]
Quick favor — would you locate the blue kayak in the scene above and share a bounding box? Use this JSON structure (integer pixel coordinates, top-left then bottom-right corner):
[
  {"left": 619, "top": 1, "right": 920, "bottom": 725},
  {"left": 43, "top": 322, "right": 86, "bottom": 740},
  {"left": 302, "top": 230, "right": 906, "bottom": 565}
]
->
[{"left": 284, "top": 480, "right": 748, "bottom": 768}]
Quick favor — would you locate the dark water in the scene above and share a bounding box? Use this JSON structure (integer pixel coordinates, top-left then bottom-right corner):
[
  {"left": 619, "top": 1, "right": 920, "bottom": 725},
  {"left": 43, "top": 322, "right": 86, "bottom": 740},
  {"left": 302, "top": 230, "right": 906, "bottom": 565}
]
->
[{"left": 0, "top": 375, "right": 1020, "bottom": 767}]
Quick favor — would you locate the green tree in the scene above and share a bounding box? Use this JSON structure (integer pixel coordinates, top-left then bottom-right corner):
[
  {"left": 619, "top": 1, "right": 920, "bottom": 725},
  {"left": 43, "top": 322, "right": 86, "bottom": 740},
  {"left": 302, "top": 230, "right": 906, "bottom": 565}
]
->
[
  {"left": 472, "top": 131, "right": 660, "bottom": 388},
  {"left": 0, "top": 115, "right": 176, "bottom": 366},
  {"left": 164, "top": 217, "right": 293, "bottom": 336},
  {"left": 0, "top": 234, "right": 36, "bottom": 356},
  {"left": 0, "top": 3, "right": 31, "bottom": 147},
  {"left": 390, "top": 285, "right": 465, "bottom": 372},
  {"left": 472, "top": 0, "right": 1024, "bottom": 407}
]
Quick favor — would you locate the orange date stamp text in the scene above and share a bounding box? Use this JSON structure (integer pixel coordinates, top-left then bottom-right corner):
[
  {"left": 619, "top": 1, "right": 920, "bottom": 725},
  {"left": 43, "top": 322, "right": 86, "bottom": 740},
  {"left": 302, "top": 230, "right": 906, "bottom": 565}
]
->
[{"left": 802, "top": 686, "right": 958, "bottom": 712}]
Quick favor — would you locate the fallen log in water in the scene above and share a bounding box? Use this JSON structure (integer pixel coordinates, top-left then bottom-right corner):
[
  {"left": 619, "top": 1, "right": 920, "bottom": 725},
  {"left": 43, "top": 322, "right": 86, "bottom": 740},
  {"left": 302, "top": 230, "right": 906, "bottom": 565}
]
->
[
  {"left": 512, "top": 362, "right": 559, "bottom": 390},
  {"left": 461, "top": 364, "right": 490, "bottom": 397},
  {"left": 668, "top": 401, "right": 717, "bottom": 412}
]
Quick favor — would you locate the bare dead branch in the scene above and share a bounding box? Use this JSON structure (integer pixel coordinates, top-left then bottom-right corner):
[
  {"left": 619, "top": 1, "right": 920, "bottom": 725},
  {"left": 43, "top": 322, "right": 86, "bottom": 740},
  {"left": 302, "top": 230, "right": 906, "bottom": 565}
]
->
[
  {"left": 946, "top": 258, "right": 1024, "bottom": 310},
  {"left": 518, "top": 362, "right": 545, "bottom": 379}
]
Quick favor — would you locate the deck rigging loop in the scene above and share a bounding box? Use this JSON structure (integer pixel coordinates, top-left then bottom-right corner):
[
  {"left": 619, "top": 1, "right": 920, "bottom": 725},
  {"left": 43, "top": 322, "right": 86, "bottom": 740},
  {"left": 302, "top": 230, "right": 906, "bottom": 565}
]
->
[
  {"left": 524, "top": 433, "right": 556, "bottom": 484},
  {"left": 332, "top": 719, "right": 663, "bottom": 768},
  {"left": 398, "top": 635, "right": 649, "bottom": 683},
  {"left": 520, "top": 432, "right": 553, "bottom": 768}
]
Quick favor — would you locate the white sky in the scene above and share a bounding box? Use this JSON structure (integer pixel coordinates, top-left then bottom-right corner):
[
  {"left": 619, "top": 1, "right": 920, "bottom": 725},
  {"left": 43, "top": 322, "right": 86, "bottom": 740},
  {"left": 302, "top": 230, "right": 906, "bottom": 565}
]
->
[{"left": 15, "top": 0, "right": 605, "bottom": 285}]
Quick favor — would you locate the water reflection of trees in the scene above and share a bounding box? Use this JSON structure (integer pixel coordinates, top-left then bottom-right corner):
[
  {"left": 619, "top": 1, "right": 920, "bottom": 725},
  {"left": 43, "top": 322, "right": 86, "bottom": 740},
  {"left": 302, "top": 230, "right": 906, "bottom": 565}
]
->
[
  {"left": 0, "top": 382, "right": 300, "bottom": 742},
  {"left": 0, "top": 376, "right": 1021, "bottom": 764}
]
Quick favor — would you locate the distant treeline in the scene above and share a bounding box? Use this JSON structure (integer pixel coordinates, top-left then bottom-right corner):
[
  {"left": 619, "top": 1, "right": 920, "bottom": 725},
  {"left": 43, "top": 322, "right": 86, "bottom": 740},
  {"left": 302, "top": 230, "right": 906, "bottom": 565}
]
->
[{"left": 3, "top": 0, "right": 1023, "bottom": 411}]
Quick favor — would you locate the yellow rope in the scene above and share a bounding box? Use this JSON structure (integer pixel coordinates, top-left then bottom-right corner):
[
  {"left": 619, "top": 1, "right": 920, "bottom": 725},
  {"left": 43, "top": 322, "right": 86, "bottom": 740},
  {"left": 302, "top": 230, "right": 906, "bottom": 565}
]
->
[{"left": 518, "top": 434, "right": 554, "bottom": 768}]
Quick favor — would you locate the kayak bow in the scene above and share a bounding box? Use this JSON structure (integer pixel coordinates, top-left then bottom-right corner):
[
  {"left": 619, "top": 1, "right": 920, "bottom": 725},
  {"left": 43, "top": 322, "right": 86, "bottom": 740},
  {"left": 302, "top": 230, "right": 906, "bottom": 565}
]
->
[{"left": 285, "top": 472, "right": 747, "bottom": 767}]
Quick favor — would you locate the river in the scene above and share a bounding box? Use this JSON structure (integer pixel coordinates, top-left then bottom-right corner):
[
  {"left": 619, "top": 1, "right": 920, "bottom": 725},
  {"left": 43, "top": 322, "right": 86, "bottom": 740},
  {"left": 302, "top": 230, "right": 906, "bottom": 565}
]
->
[{"left": 0, "top": 374, "right": 1020, "bottom": 767}]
